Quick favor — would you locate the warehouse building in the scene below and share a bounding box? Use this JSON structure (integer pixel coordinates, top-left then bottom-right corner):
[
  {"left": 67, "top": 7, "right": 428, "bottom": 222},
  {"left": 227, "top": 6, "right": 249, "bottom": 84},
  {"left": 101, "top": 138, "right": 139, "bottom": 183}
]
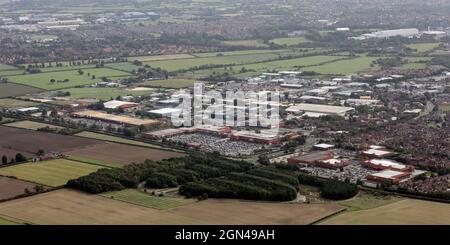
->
[
  {"left": 71, "top": 110, "right": 160, "bottom": 127},
  {"left": 367, "top": 170, "right": 412, "bottom": 185},
  {"left": 104, "top": 100, "right": 138, "bottom": 110},
  {"left": 363, "top": 159, "right": 415, "bottom": 172},
  {"left": 286, "top": 103, "right": 354, "bottom": 117},
  {"left": 287, "top": 150, "right": 349, "bottom": 170}
]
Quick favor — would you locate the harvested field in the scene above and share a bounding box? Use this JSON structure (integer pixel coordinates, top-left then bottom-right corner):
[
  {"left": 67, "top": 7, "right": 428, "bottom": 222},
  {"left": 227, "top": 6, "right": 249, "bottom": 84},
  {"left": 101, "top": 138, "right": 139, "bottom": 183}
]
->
[
  {"left": 65, "top": 142, "right": 185, "bottom": 166},
  {"left": 0, "top": 98, "right": 39, "bottom": 109},
  {"left": 0, "top": 189, "right": 345, "bottom": 225},
  {"left": 101, "top": 189, "right": 196, "bottom": 210},
  {"left": 0, "top": 189, "right": 196, "bottom": 225},
  {"left": 4, "top": 120, "right": 63, "bottom": 131},
  {"left": 0, "top": 216, "right": 18, "bottom": 225},
  {"left": 0, "top": 177, "right": 45, "bottom": 200},
  {"left": 0, "top": 83, "right": 42, "bottom": 98},
  {"left": 168, "top": 199, "right": 345, "bottom": 225},
  {"left": 321, "top": 199, "right": 450, "bottom": 225},
  {"left": 0, "top": 159, "right": 104, "bottom": 187},
  {"left": 0, "top": 125, "right": 99, "bottom": 158},
  {"left": 74, "top": 131, "right": 167, "bottom": 149}
]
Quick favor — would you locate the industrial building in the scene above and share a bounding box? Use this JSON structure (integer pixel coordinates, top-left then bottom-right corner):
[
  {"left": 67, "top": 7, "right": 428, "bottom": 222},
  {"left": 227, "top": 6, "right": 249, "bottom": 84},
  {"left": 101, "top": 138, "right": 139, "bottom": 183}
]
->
[
  {"left": 103, "top": 100, "right": 138, "bottom": 110},
  {"left": 71, "top": 110, "right": 160, "bottom": 127},
  {"left": 287, "top": 150, "right": 349, "bottom": 170},
  {"left": 367, "top": 170, "right": 412, "bottom": 185},
  {"left": 363, "top": 159, "right": 415, "bottom": 172},
  {"left": 361, "top": 146, "right": 396, "bottom": 158},
  {"left": 286, "top": 103, "right": 354, "bottom": 117}
]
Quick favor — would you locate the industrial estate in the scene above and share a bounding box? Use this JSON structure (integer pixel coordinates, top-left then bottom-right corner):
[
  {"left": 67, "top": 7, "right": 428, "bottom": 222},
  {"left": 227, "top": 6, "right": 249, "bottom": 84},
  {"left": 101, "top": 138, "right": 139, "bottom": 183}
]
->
[{"left": 0, "top": 0, "right": 449, "bottom": 226}]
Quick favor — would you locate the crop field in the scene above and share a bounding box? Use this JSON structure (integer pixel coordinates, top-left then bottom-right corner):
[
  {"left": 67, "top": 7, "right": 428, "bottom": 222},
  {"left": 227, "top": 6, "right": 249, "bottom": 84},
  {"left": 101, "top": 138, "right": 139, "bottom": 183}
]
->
[
  {"left": 0, "top": 177, "right": 45, "bottom": 201},
  {"left": 231, "top": 55, "right": 346, "bottom": 72},
  {"left": 4, "top": 121, "right": 64, "bottom": 131},
  {"left": 38, "top": 64, "right": 97, "bottom": 73},
  {"left": 51, "top": 87, "right": 153, "bottom": 100},
  {"left": 66, "top": 155, "right": 123, "bottom": 168},
  {"left": 168, "top": 199, "right": 345, "bottom": 225},
  {"left": 271, "top": 37, "right": 310, "bottom": 46},
  {"left": 321, "top": 199, "right": 450, "bottom": 225},
  {"left": 193, "top": 49, "right": 289, "bottom": 58},
  {"left": 0, "top": 84, "right": 43, "bottom": 98},
  {"left": 101, "top": 189, "right": 196, "bottom": 210},
  {"left": 104, "top": 62, "right": 142, "bottom": 72},
  {"left": 0, "top": 126, "right": 100, "bottom": 159},
  {"left": 132, "top": 54, "right": 195, "bottom": 62},
  {"left": 140, "top": 78, "right": 196, "bottom": 88},
  {"left": 0, "top": 64, "right": 18, "bottom": 71},
  {"left": 0, "top": 159, "right": 104, "bottom": 187},
  {"left": 0, "top": 189, "right": 346, "bottom": 225},
  {"left": 304, "top": 56, "right": 379, "bottom": 75},
  {"left": 7, "top": 68, "right": 131, "bottom": 90},
  {"left": 0, "top": 98, "right": 39, "bottom": 109},
  {"left": 143, "top": 52, "right": 288, "bottom": 71},
  {"left": 221, "top": 39, "right": 269, "bottom": 48},
  {"left": 65, "top": 142, "right": 185, "bottom": 166},
  {"left": 397, "top": 62, "right": 427, "bottom": 70},
  {"left": 406, "top": 43, "right": 440, "bottom": 52},
  {"left": 74, "top": 131, "right": 167, "bottom": 149},
  {"left": 0, "top": 189, "right": 196, "bottom": 225}
]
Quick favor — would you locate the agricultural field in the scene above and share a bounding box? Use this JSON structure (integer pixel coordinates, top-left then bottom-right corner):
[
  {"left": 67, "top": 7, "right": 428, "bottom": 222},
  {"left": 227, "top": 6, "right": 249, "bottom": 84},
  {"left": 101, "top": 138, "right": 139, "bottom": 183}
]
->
[
  {"left": 0, "top": 83, "right": 43, "bottom": 98},
  {"left": 0, "top": 159, "right": 104, "bottom": 187},
  {"left": 0, "top": 69, "right": 26, "bottom": 76},
  {"left": 0, "top": 64, "right": 18, "bottom": 71},
  {"left": 0, "top": 189, "right": 345, "bottom": 225},
  {"left": 304, "top": 56, "right": 379, "bottom": 75},
  {"left": 397, "top": 62, "right": 428, "bottom": 70},
  {"left": 101, "top": 189, "right": 196, "bottom": 210},
  {"left": 0, "top": 98, "right": 39, "bottom": 109},
  {"left": 37, "top": 64, "right": 97, "bottom": 73},
  {"left": 193, "top": 49, "right": 289, "bottom": 58},
  {"left": 0, "top": 189, "right": 195, "bottom": 225},
  {"left": 142, "top": 52, "right": 284, "bottom": 71},
  {"left": 131, "top": 54, "right": 195, "bottom": 62},
  {"left": 74, "top": 131, "right": 167, "bottom": 149},
  {"left": 221, "top": 39, "right": 269, "bottom": 48},
  {"left": 271, "top": 36, "right": 310, "bottom": 46},
  {"left": 30, "top": 34, "right": 58, "bottom": 41},
  {"left": 406, "top": 43, "right": 440, "bottom": 52},
  {"left": 4, "top": 121, "right": 64, "bottom": 131},
  {"left": 48, "top": 87, "right": 153, "bottom": 100},
  {"left": 335, "top": 192, "right": 402, "bottom": 212},
  {"left": 7, "top": 68, "right": 131, "bottom": 90},
  {"left": 0, "top": 126, "right": 100, "bottom": 159},
  {"left": 104, "top": 62, "right": 142, "bottom": 72},
  {"left": 65, "top": 142, "right": 185, "bottom": 166},
  {"left": 0, "top": 177, "right": 45, "bottom": 200},
  {"left": 0, "top": 217, "right": 18, "bottom": 225},
  {"left": 139, "top": 78, "right": 196, "bottom": 88},
  {"left": 321, "top": 199, "right": 450, "bottom": 225}
]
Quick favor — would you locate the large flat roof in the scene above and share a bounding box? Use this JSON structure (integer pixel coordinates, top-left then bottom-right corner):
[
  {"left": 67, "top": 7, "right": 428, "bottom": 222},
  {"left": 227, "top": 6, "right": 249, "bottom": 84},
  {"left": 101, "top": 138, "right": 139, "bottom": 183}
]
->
[
  {"left": 72, "top": 110, "right": 159, "bottom": 126},
  {"left": 286, "top": 103, "right": 354, "bottom": 114},
  {"left": 370, "top": 170, "right": 407, "bottom": 179},
  {"left": 368, "top": 159, "right": 407, "bottom": 170}
]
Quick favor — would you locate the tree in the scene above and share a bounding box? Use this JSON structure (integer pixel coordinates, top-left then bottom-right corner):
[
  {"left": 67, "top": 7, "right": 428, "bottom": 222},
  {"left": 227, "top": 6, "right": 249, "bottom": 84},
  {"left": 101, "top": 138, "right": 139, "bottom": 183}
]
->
[
  {"left": 15, "top": 153, "right": 26, "bottom": 163},
  {"left": 78, "top": 69, "right": 84, "bottom": 75},
  {"left": 36, "top": 149, "right": 45, "bottom": 156},
  {"left": 34, "top": 185, "right": 45, "bottom": 193},
  {"left": 1, "top": 155, "right": 7, "bottom": 165},
  {"left": 257, "top": 154, "right": 270, "bottom": 165}
]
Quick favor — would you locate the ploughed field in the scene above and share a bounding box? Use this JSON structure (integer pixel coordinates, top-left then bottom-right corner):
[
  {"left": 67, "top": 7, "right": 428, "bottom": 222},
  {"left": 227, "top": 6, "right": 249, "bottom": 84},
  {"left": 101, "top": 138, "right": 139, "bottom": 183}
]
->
[
  {"left": 0, "top": 177, "right": 47, "bottom": 200},
  {"left": 0, "top": 83, "right": 43, "bottom": 98}
]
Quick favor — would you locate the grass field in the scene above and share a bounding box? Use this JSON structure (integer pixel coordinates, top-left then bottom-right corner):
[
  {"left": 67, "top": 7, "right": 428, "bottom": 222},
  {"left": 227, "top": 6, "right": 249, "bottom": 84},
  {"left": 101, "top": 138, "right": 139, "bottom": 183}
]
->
[
  {"left": 37, "top": 64, "right": 97, "bottom": 73},
  {"left": 406, "top": 43, "right": 440, "bottom": 52},
  {"left": 271, "top": 37, "right": 310, "bottom": 46},
  {"left": 304, "top": 56, "right": 378, "bottom": 75},
  {"left": 0, "top": 189, "right": 345, "bottom": 225},
  {"left": 66, "top": 155, "right": 123, "bottom": 168},
  {"left": 0, "top": 83, "right": 43, "bottom": 98},
  {"left": 0, "top": 70, "right": 25, "bottom": 76},
  {"left": 397, "top": 62, "right": 427, "bottom": 70},
  {"left": 0, "top": 64, "right": 18, "bottom": 71},
  {"left": 221, "top": 39, "right": 269, "bottom": 48},
  {"left": 30, "top": 35, "right": 58, "bottom": 41},
  {"left": 132, "top": 54, "right": 195, "bottom": 62},
  {"left": 0, "top": 159, "right": 104, "bottom": 187},
  {"left": 140, "top": 78, "right": 196, "bottom": 88},
  {"left": 321, "top": 199, "right": 450, "bottom": 225},
  {"left": 143, "top": 52, "right": 282, "bottom": 71},
  {"left": 104, "top": 62, "right": 142, "bottom": 72},
  {"left": 193, "top": 49, "right": 289, "bottom": 58},
  {"left": 7, "top": 68, "right": 131, "bottom": 90},
  {"left": 74, "top": 131, "right": 166, "bottom": 149},
  {"left": 4, "top": 121, "right": 64, "bottom": 131},
  {"left": 438, "top": 104, "right": 450, "bottom": 112},
  {"left": 51, "top": 87, "right": 153, "bottom": 100},
  {"left": 0, "top": 98, "right": 39, "bottom": 109},
  {"left": 336, "top": 192, "right": 402, "bottom": 212},
  {"left": 101, "top": 189, "right": 196, "bottom": 210}
]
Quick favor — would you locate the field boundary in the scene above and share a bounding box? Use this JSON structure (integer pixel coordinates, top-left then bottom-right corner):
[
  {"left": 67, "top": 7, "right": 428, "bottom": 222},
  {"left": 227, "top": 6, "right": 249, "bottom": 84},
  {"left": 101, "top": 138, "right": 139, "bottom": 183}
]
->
[{"left": 308, "top": 207, "right": 347, "bottom": 225}]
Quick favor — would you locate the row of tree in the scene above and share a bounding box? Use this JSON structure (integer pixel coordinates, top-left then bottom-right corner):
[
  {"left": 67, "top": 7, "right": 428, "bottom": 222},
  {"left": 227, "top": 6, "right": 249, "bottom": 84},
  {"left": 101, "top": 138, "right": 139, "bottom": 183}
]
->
[{"left": 298, "top": 173, "right": 359, "bottom": 200}]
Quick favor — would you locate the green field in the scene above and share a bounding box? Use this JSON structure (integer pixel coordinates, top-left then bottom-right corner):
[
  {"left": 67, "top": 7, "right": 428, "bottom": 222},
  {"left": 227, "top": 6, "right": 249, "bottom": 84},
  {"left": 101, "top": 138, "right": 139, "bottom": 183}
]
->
[
  {"left": 101, "top": 189, "right": 196, "bottom": 210},
  {"left": 0, "top": 98, "right": 39, "bottom": 109},
  {"left": 0, "top": 64, "right": 18, "bottom": 71},
  {"left": 52, "top": 87, "right": 153, "bottom": 100},
  {"left": 30, "top": 35, "right": 58, "bottom": 41},
  {"left": 37, "top": 64, "right": 97, "bottom": 73},
  {"left": 7, "top": 68, "right": 131, "bottom": 90},
  {"left": 4, "top": 120, "right": 64, "bottom": 131},
  {"left": 132, "top": 54, "right": 195, "bottom": 62},
  {"left": 439, "top": 104, "right": 450, "bottom": 112},
  {"left": 304, "top": 56, "right": 378, "bottom": 75},
  {"left": 221, "top": 39, "right": 269, "bottom": 48},
  {"left": 406, "top": 43, "right": 440, "bottom": 52},
  {"left": 0, "top": 69, "right": 26, "bottom": 76},
  {"left": 397, "top": 62, "right": 427, "bottom": 70},
  {"left": 271, "top": 37, "right": 310, "bottom": 46},
  {"left": 193, "top": 49, "right": 289, "bottom": 58},
  {"left": 0, "top": 159, "right": 104, "bottom": 187},
  {"left": 336, "top": 192, "right": 402, "bottom": 212},
  {"left": 140, "top": 79, "right": 196, "bottom": 88},
  {"left": 105, "top": 62, "right": 142, "bottom": 72}
]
